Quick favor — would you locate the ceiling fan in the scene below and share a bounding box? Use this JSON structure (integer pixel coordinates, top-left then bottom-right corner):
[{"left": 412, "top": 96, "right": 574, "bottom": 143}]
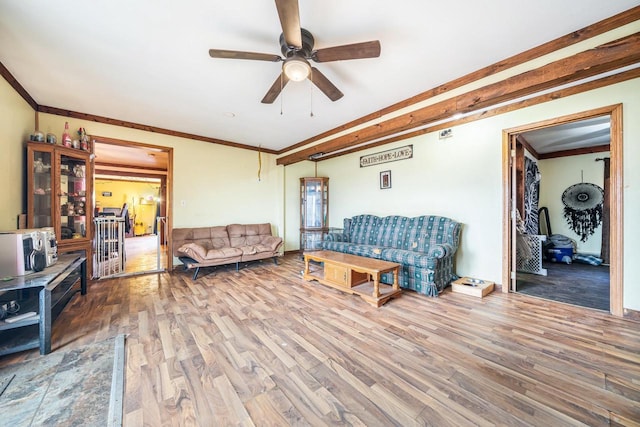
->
[{"left": 208, "top": 0, "right": 381, "bottom": 104}]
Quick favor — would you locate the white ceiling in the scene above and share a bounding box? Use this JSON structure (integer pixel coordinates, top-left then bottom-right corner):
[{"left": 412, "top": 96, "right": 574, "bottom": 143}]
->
[
  {"left": 521, "top": 116, "right": 611, "bottom": 155},
  {"left": 0, "top": 1, "right": 637, "bottom": 152}
]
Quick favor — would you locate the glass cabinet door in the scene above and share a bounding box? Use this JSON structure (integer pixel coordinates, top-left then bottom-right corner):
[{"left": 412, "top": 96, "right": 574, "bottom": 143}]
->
[
  {"left": 31, "top": 150, "right": 54, "bottom": 228},
  {"left": 58, "top": 154, "right": 88, "bottom": 241},
  {"left": 322, "top": 182, "right": 328, "bottom": 228},
  {"left": 300, "top": 177, "right": 329, "bottom": 252},
  {"left": 303, "top": 179, "right": 323, "bottom": 228}
]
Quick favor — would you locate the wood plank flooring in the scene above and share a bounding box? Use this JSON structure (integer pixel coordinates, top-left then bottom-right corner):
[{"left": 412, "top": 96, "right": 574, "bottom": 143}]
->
[
  {"left": 124, "top": 235, "right": 168, "bottom": 274},
  {"left": 517, "top": 262, "right": 610, "bottom": 311},
  {"left": 1, "top": 254, "right": 639, "bottom": 426}
]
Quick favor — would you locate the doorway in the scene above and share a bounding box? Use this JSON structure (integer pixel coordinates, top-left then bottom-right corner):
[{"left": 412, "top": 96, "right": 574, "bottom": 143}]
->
[
  {"left": 502, "top": 105, "right": 623, "bottom": 316},
  {"left": 92, "top": 136, "right": 172, "bottom": 277}
]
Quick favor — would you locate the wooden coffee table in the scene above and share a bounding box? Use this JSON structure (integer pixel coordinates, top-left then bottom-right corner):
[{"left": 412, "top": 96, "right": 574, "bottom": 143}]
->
[{"left": 303, "top": 250, "right": 401, "bottom": 307}]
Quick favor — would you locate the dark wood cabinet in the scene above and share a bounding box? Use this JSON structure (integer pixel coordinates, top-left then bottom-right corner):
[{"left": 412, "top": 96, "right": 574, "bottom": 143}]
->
[{"left": 0, "top": 254, "right": 86, "bottom": 356}]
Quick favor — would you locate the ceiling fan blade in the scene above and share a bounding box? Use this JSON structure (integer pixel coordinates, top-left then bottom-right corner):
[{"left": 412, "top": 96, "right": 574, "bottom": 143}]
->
[
  {"left": 313, "top": 40, "right": 381, "bottom": 63},
  {"left": 261, "top": 72, "right": 290, "bottom": 104},
  {"left": 209, "top": 49, "right": 282, "bottom": 62},
  {"left": 275, "top": 0, "right": 302, "bottom": 48},
  {"left": 310, "top": 67, "right": 343, "bottom": 101}
]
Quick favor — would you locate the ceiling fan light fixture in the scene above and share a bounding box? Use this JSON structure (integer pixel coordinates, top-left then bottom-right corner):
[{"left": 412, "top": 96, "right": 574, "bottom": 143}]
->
[{"left": 283, "top": 57, "right": 311, "bottom": 82}]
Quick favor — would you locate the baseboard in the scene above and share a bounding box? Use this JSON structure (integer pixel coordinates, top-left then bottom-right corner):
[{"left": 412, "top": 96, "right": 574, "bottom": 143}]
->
[{"left": 623, "top": 308, "right": 640, "bottom": 322}]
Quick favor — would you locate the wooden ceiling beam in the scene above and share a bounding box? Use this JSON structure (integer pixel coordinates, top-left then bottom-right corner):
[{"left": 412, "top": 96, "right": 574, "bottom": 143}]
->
[
  {"left": 517, "top": 135, "right": 540, "bottom": 160},
  {"left": 277, "top": 33, "right": 640, "bottom": 166},
  {"left": 276, "top": 6, "right": 640, "bottom": 156},
  {"left": 539, "top": 144, "right": 610, "bottom": 160},
  {"left": 317, "top": 67, "right": 640, "bottom": 162}
]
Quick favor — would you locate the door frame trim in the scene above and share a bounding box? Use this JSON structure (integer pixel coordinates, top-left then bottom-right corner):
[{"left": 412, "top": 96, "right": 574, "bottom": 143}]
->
[
  {"left": 501, "top": 104, "right": 623, "bottom": 316},
  {"left": 91, "top": 135, "right": 173, "bottom": 275}
]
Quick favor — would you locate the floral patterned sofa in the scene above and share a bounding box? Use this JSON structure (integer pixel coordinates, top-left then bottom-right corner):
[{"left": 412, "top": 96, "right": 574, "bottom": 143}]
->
[{"left": 322, "top": 214, "right": 462, "bottom": 296}]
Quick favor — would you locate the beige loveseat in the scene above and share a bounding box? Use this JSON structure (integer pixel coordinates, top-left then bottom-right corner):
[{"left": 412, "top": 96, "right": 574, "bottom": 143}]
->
[{"left": 172, "top": 223, "right": 283, "bottom": 279}]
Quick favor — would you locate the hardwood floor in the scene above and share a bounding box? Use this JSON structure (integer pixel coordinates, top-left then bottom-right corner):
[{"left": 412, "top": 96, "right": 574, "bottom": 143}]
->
[
  {"left": 124, "top": 234, "right": 168, "bottom": 274},
  {"left": 1, "top": 254, "right": 639, "bottom": 426},
  {"left": 517, "top": 262, "right": 610, "bottom": 311}
]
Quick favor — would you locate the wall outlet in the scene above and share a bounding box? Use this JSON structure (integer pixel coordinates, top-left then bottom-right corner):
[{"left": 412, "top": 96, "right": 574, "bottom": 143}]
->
[
  {"left": 180, "top": 200, "right": 186, "bottom": 207},
  {"left": 439, "top": 128, "right": 453, "bottom": 139}
]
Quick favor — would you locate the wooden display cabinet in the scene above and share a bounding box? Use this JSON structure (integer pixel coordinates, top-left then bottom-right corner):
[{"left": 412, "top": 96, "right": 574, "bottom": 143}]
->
[
  {"left": 300, "top": 177, "right": 329, "bottom": 252},
  {"left": 27, "top": 141, "right": 93, "bottom": 278}
]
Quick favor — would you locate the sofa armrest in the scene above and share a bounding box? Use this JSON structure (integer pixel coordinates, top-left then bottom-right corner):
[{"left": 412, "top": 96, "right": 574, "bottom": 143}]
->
[
  {"left": 177, "top": 243, "right": 207, "bottom": 262},
  {"left": 260, "top": 235, "right": 283, "bottom": 252},
  {"left": 325, "top": 232, "right": 348, "bottom": 242},
  {"left": 427, "top": 243, "right": 455, "bottom": 258}
]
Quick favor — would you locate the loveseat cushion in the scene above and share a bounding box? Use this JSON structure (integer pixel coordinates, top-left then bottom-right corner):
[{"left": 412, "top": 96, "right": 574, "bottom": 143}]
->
[
  {"left": 322, "top": 241, "right": 351, "bottom": 253},
  {"left": 204, "top": 247, "right": 243, "bottom": 260},
  {"left": 324, "top": 232, "right": 348, "bottom": 242},
  {"left": 228, "top": 223, "right": 281, "bottom": 248},
  {"left": 427, "top": 243, "right": 455, "bottom": 258},
  {"left": 172, "top": 226, "right": 231, "bottom": 257},
  {"left": 345, "top": 215, "right": 381, "bottom": 245},
  {"left": 375, "top": 215, "right": 410, "bottom": 248},
  {"left": 403, "top": 216, "right": 461, "bottom": 253},
  {"left": 260, "top": 235, "right": 283, "bottom": 252},
  {"left": 178, "top": 243, "right": 208, "bottom": 260},
  {"left": 239, "top": 244, "right": 278, "bottom": 255},
  {"left": 380, "top": 248, "right": 438, "bottom": 270},
  {"left": 347, "top": 244, "right": 384, "bottom": 259},
  {"left": 178, "top": 243, "right": 242, "bottom": 262}
]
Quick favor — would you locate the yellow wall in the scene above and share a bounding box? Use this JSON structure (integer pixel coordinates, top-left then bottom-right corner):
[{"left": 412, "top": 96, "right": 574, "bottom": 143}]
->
[
  {"left": 0, "top": 78, "right": 34, "bottom": 229},
  {"left": 313, "top": 78, "right": 640, "bottom": 311},
  {"left": 94, "top": 179, "right": 160, "bottom": 233},
  {"left": 538, "top": 152, "right": 608, "bottom": 256}
]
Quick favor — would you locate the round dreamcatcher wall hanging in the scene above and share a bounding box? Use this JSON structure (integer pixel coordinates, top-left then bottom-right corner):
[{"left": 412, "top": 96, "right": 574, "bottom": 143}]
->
[{"left": 561, "top": 182, "right": 603, "bottom": 242}]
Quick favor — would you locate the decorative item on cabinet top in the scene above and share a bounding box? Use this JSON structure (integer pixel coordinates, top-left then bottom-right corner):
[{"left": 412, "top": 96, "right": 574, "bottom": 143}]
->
[
  {"left": 29, "top": 131, "right": 44, "bottom": 142},
  {"left": 26, "top": 136, "right": 93, "bottom": 153}
]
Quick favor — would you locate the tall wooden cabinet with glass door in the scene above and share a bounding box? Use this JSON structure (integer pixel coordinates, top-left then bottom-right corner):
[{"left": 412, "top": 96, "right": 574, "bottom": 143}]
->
[
  {"left": 300, "top": 177, "right": 329, "bottom": 252},
  {"left": 27, "top": 141, "right": 93, "bottom": 278}
]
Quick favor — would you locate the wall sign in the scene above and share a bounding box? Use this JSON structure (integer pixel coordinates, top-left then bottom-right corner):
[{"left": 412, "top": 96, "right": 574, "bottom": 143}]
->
[
  {"left": 360, "top": 145, "right": 413, "bottom": 167},
  {"left": 102, "top": 191, "right": 112, "bottom": 197}
]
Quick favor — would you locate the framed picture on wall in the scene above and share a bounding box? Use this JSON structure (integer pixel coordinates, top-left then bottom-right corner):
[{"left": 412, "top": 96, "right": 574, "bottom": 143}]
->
[{"left": 380, "top": 170, "right": 391, "bottom": 189}]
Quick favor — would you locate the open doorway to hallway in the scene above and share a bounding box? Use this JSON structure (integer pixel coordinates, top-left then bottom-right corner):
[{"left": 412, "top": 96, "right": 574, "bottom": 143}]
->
[
  {"left": 92, "top": 136, "right": 172, "bottom": 278},
  {"left": 502, "top": 105, "right": 623, "bottom": 316},
  {"left": 514, "top": 117, "right": 611, "bottom": 311}
]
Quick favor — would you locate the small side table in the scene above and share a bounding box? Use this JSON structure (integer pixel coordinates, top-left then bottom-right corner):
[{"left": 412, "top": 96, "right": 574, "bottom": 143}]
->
[{"left": 451, "top": 277, "right": 494, "bottom": 297}]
